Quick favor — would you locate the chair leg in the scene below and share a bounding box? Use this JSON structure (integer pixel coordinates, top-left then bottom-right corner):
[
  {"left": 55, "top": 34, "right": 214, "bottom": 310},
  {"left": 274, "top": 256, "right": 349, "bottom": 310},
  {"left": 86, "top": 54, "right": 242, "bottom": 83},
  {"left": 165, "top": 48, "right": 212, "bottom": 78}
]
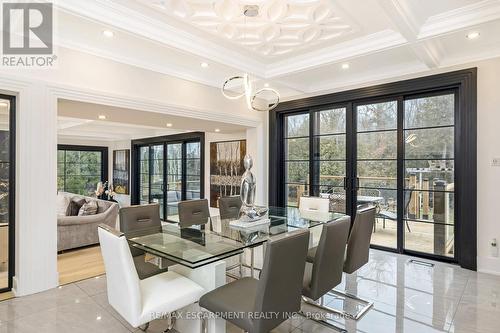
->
[
  {"left": 139, "top": 322, "right": 149, "bottom": 331},
  {"left": 163, "top": 312, "right": 176, "bottom": 333},
  {"left": 239, "top": 253, "right": 243, "bottom": 277},
  {"left": 326, "top": 289, "right": 373, "bottom": 320},
  {"left": 300, "top": 297, "right": 347, "bottom": 333},
  {"left": 406, "top": 221, "right": 411, "bottom": 233},
  {"left": 200, "top": 316, "right": 208, "bottom": 333}
]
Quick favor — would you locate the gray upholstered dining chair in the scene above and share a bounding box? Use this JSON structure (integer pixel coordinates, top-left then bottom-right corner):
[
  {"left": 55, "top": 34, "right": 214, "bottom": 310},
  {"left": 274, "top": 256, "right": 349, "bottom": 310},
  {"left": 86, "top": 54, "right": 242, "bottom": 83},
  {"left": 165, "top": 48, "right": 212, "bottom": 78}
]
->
[
  {"left": 119, "top": 204, "right": 169, "bottom": 279},
  {"left": 329, "top": 206, "right": 376, "bottom": 320},
  {"left": 301, "top": 216, "right": 351, "bottom": 330},
  {"left": 178, "top": 199, "right": 210, "bottom": 228},
  {"left": 199, "top": 229, "right": 310, "bottom": 333},
  {"left": 218, "top": 196, "right": 242, "bottom": 220}
]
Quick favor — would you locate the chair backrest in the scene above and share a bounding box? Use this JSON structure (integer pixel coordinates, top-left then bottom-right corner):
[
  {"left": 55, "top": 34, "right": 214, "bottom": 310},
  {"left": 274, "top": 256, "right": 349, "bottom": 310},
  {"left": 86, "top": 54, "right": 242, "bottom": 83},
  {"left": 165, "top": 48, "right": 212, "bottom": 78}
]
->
[
  {"left": 119, "top": 204, "right": 162, "bottom": 257},
  {"left": 253, "top": 229, "right": 310, "bottom": 332},
  {"left": 344, "top": 207, "right": 376, "bottom": 274},
  {"left": 178, "top": 199, "right": 210, "bottom": 228},
  {"left": 218, "top": 196, "right": 242, "bottom": 220},
  {"left": 299, "top": 196, "right": 330, "bottom": 212},
  {"left": 98, "top": 225, "right": 142, "bottom": 327},
  {"left": 119, "top": 204, "right": 161, "bottom": 232},
  {"left": 308, "top": 216, "right": 351, "bottom": 299}
]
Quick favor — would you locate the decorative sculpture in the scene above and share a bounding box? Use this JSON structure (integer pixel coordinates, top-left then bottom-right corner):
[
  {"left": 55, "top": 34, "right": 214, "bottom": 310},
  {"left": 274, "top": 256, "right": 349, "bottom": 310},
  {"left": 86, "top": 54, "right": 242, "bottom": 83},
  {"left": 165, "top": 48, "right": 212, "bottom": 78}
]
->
[{"left": 239, "top": 155, "right": 268, "bottom": 221}]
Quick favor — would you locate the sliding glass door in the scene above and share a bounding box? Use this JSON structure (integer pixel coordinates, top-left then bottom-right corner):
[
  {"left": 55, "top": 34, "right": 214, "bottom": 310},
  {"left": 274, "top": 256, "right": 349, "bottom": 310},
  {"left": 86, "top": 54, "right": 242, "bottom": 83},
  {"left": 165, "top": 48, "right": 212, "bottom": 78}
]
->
[
  {"left": 165, "top": 141, "right": 201, "bottom": 218},
  {"left": 313, "top": 107, "right": 348, "bottom": 213},
  {"left": 403, "top": 93, "right": 455, "bottom": 258},
  {"left": 150, "top": 145, "right": 164, "bottom": 219},
  {"left": 166, "top": 143, "right": 182, "bottom": 219},
  {"left": 355, "top": 100, "right": 398, "bottom": 249},
  {"left": 278, "top": 90, "right": 459, "bottom": 262},
  {"left": 133, "top": 133, "right": 204, "bottom": 221},
  {"left": 284, "top": 113, "right": 310, "bottom": 207},
  {"left": 0, "top": 94, "right": 14, "bottom": 291}
]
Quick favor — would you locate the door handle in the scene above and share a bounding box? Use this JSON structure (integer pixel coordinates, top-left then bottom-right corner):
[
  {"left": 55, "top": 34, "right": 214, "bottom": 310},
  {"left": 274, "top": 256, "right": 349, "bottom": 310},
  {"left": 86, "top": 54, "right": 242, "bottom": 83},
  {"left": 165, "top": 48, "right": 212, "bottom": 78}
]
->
[
  {"left": 343, "top": 177, "right": 347, "bottom": 190},
  {"left": 355, "top": 177, "right": 360, "bottom": 190}
]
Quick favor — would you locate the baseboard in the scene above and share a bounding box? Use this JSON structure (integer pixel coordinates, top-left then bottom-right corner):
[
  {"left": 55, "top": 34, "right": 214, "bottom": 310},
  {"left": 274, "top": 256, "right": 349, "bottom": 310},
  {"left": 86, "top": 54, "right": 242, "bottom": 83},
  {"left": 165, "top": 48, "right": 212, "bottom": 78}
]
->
[
  {"left": 11, "top": 276, "right": 17, "bottom": 296},
  {"left": 477, "top": 256, "right": 500, "bottom": 276}
]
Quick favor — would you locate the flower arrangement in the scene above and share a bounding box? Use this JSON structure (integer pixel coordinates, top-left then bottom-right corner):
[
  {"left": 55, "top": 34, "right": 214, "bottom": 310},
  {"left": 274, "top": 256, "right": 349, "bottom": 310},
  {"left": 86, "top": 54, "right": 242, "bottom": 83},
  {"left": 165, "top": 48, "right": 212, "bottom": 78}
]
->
[{"left": 96, "top": 181, "right": 117, "bottom": 200}]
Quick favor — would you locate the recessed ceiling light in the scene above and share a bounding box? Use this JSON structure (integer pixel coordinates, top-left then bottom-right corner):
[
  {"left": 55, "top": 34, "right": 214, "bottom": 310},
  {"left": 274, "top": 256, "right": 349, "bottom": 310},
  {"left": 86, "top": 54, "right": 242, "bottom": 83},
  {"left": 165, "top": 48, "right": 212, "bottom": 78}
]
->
[
  {"left": 102, "top": 30, "right": 114, "bottom": 38},
  {"left": 201, "top": 62, "right": 209, "bottom": 68},
  {"left": 341, "top": 63, "right": 350, "bottom": 70},
  {"left": 166, "top": 123, "right": 173, "bottom": 127},
  {"left": 264, "top": 83, "right": 270, "bottom": 88},
  {"left": 98, "top": 115, "right": 106, "bottom": 120},
  {"left": 96, "top": 316, "right": 102, "bottom": 321},
  {"left": 466, "top": 31, "right": 480, "bottom": 40},
  {"left": 215, "top": 128, "right": 221, "bottom": 132}
]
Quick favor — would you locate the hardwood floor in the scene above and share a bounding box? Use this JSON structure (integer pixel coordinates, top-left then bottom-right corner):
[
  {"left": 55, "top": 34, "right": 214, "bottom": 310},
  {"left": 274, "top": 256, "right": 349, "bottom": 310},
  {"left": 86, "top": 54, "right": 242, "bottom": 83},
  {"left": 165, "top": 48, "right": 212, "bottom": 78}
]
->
[{"left": 57, "top": 245, "right": 105, "bottom": 285}]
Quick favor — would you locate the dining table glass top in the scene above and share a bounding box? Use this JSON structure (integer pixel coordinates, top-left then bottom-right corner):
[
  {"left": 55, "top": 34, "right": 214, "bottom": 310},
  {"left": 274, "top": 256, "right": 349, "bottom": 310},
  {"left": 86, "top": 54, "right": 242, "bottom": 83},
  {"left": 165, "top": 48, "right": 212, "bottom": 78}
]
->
[{"left": 125, "top": 206, "right": 346, "bottom": 268}]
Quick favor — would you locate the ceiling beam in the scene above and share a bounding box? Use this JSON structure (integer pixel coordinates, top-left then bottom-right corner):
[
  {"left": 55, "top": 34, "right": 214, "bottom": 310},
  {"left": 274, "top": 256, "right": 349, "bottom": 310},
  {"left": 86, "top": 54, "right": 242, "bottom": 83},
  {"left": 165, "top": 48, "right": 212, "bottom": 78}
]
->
[{"left": 380, "top": 0, "right": 441, "bottom": 69}]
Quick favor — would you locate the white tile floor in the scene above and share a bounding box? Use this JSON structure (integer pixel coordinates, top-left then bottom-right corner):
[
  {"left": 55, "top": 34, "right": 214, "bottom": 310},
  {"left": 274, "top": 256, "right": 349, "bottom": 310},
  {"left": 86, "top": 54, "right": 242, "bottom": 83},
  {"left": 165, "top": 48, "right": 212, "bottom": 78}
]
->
[{"left": 0, "top": 250, "right": 499, "bottom": 333}]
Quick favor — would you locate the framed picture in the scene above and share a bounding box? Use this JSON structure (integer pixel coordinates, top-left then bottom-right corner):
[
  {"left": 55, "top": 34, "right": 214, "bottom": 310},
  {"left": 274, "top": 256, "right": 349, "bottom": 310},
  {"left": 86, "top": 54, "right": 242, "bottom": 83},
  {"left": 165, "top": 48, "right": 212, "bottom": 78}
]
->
[
  {"left": 210, "top": 140, "right": 246, "bottom": 207},
  {"left": 113, "top": 149, "right": 130, "bottom": 195}
]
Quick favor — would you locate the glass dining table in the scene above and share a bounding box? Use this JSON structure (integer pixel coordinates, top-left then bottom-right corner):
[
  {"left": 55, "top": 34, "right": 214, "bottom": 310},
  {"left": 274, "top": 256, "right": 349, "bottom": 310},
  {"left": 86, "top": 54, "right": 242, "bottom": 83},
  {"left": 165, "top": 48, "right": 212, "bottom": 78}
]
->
[{"left": 125, "top": 206, "right": 346, "bottom": 270}]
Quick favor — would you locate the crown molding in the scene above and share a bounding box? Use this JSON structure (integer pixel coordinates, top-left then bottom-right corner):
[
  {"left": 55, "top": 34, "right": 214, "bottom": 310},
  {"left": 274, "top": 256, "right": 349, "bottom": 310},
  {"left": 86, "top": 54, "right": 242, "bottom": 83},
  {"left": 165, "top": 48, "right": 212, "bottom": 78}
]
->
[
  {"left": 55, "top": 1, "right": 410, "bottom": 81},
  {"left": 48, "top": 83, "right": 262, "bottom": 128},
  {"left": 300, "top": 62, "right": 427, "bottom": 96},
  {"left": 55, "top": 0, "right": 267, "bottom": 77},
  {"left": 265, "top": 30, "right": 408, "bottom": 78},
  {"left": 419, "top": 0, "right": 500, "bottom": 39},
  {"left": 379, "top": 0, "right": 440, "bottom": 69},
  {"left": 57, "top": 38, "right": 223, "bottom": 90},
  {"left": 439, "top": 45, "right": 500, "bottom": 68}
]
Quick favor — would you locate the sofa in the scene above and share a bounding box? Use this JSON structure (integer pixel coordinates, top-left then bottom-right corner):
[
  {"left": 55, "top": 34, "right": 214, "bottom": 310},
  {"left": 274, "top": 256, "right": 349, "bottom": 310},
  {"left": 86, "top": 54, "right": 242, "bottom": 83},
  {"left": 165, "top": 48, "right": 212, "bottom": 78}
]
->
[{"left": 57, "top": 192, "right": 119, "bottom": 252}]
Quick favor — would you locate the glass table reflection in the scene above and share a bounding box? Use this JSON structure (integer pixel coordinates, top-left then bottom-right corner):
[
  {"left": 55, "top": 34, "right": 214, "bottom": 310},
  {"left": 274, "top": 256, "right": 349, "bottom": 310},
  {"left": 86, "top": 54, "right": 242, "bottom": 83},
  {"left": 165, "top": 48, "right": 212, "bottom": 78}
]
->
[{"left": 125, "top": 206, "right": 345, "bottom": 269}]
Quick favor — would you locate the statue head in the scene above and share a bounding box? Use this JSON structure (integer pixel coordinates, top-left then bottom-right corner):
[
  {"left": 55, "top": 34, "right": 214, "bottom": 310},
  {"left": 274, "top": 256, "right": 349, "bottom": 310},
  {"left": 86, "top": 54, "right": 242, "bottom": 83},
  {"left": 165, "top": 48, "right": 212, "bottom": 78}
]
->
[{"left": 243, "top": 155, "right": 253, "bottom": 170}]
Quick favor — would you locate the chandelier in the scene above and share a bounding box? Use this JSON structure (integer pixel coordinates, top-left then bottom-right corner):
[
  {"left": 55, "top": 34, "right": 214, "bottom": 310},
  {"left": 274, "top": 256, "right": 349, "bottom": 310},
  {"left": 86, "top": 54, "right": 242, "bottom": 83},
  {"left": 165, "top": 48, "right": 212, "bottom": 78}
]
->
[
  {"left": 222, "top": 73, "right": 280, "bottom": 112},
  {"left": 221, "top": 5, "right": 280, "bottom": 112}
]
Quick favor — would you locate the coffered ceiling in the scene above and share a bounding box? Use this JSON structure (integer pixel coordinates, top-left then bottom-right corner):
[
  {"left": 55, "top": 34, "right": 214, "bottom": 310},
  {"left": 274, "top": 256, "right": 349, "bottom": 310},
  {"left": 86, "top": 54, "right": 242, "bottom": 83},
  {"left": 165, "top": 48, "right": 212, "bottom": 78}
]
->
[
  {"left": 139, "top": 0, "right": 357, "bottom": 58},
  {"left": 55, "top": 0, "right": 500, "bottom": 98}
]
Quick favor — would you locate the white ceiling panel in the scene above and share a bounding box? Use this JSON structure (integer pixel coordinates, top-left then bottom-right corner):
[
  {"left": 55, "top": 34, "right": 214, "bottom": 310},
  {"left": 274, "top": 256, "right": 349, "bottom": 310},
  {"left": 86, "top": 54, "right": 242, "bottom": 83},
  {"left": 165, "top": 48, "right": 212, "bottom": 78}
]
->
[{"left": 54, "top": 0, "right": 500, "bottom": 99}]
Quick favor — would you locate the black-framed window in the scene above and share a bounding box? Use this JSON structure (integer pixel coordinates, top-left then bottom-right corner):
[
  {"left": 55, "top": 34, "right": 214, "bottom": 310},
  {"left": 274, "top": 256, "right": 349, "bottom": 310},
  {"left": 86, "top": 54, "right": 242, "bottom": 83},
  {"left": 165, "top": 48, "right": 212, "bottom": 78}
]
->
[
  {"left": 57, "top": 145, "right": 108, "bottom": 196},
  {"left": 131, "top": 132, "right": 205, "bottom": 220},
  {"left": 269, "top": 68, "right": 476, "bottom": 270},
  {"left": 0, "top": 93, "right": 16, "bottom": 293}
]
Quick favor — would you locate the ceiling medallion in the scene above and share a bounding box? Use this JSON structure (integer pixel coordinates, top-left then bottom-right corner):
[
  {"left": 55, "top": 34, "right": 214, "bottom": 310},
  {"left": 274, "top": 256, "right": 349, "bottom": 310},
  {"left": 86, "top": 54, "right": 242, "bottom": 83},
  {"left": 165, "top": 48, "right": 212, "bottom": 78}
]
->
[
  {"left": 222, "top": 74, "right": 280, "bottom": 112},
  {"left": 221, "top": 5, "right": 280, "bottom": 112},
  {"left": 243, "top": 4, "right": 259, "bottom": 17}
]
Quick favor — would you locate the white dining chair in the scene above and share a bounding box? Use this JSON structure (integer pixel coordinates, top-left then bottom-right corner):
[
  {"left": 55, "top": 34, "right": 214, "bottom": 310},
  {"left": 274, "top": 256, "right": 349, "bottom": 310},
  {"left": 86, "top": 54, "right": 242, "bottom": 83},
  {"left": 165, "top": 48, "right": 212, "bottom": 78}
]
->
[
  {"left": 98, "top": 224, "right": 205, "bottom": 331},
  {"left": 299, "top": 196, "right": 330, "bottom": 212}
]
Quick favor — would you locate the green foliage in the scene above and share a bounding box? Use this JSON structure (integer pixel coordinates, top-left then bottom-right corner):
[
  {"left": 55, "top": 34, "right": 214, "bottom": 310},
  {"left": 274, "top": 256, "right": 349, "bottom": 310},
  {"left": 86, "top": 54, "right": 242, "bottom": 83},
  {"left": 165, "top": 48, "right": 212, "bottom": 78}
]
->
[
  {"left": 284, "top": 95, "right": 455, "bottom": 205},
  {"left": 57, "top": 150, "right": 102, "bottom": 195}
]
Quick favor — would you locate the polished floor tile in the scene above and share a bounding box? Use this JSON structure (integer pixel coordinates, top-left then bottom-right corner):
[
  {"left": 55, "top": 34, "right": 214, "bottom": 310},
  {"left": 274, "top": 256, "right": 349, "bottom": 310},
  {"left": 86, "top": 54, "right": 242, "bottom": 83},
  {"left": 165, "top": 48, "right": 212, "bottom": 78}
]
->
[{"left": 0, "top": 250, "right": 499, "bottom": 333}]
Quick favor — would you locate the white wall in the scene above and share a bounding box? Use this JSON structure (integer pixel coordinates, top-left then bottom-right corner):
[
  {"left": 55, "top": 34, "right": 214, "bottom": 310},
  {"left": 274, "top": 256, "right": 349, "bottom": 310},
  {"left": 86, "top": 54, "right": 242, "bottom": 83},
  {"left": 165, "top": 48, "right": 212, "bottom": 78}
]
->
[
  {"left": 0, "top": 47, "right": 265, "bottom": 296},
  {"left": 475, "top": 58, "right": 500, "bottom": 274}
]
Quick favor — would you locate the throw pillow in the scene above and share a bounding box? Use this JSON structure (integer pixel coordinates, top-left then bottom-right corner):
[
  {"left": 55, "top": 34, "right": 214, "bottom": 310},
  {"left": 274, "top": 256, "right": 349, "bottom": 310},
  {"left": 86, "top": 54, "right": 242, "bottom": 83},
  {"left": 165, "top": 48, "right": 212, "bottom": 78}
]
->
[
  {"left": 56, "top": 194, "right": 70, "bottom": 216},
  {"left": 78, "top": 200, "right": 98, "bottom": 216},
  {"left": 66, "top": 198, "right": 86, "bottom": 216}
]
